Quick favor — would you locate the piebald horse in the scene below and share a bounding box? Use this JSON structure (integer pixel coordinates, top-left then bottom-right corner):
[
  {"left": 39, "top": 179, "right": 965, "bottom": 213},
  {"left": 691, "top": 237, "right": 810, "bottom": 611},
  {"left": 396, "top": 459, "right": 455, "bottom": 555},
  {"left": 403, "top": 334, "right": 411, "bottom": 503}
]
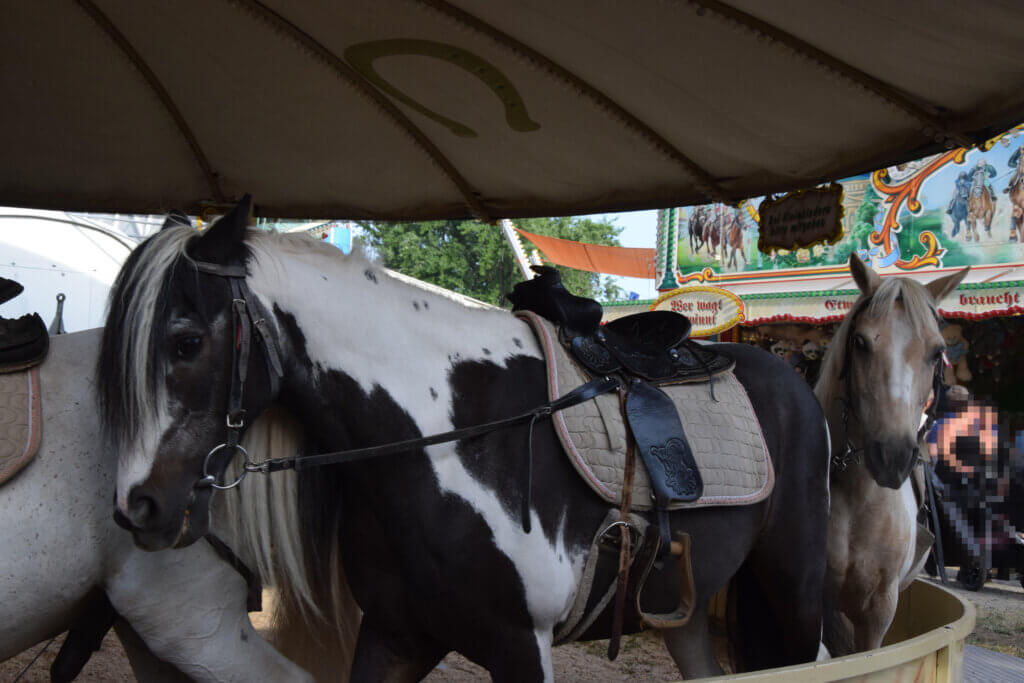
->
[
  {"left": 100, "top": 199, "right": 832, "bottom": 681},
  {"left": 817, "top": 255, "right": 968, "bottom": 655},
  {"left": 0, "top": 328, "right": 321, "bottom": 682}
]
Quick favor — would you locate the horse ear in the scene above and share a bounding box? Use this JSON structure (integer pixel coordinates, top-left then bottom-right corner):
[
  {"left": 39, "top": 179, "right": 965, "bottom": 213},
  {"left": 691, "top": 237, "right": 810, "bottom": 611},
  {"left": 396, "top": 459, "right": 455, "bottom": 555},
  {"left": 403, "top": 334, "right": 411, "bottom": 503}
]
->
[
  {"left": 848, "top": 253, "right": 880, "bottom": 295},
  {"left": 161, "top": 209, "right": 191, "bottom": 231},
  {"left": 190, "top": 195, "right": 252, "bottom": 262},
  {"left": 925, "top": 267, "right": 970, "bottom": 303}
]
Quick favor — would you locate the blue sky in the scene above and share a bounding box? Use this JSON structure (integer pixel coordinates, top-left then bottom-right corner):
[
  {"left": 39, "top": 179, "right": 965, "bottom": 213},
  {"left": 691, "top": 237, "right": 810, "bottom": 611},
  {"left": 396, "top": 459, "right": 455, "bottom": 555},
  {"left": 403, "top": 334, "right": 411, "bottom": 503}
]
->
[{"left": 588, "top": 209, "right": 660, "bottom": 300}]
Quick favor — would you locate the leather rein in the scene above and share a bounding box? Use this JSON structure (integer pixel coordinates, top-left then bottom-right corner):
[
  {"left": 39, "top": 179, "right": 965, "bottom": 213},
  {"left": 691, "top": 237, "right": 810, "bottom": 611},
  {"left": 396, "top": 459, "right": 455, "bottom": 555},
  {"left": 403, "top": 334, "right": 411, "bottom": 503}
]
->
[
  {"left": 832, "top": 295, "right": 945, "bottom": 473},
  {"left": 191, "top": 260, "right": 622, "bottom": 520}
]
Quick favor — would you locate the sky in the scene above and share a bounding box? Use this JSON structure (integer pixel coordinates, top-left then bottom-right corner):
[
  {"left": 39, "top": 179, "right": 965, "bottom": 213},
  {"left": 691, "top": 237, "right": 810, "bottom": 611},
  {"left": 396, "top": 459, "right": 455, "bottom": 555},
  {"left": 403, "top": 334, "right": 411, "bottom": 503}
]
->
[{"left": 587, "top": 208, "right": 660, "bottom": 300}]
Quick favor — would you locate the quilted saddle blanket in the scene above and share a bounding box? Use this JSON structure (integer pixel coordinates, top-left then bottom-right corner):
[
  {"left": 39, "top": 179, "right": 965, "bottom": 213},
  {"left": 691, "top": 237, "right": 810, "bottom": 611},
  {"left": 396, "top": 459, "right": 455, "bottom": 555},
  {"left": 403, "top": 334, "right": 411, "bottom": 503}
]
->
[
  {"left": 518, "top": 311, "right": 773, "bottom": 510},
  {"left": 0, "top": 367, "right": 42, "bottom": 487}
]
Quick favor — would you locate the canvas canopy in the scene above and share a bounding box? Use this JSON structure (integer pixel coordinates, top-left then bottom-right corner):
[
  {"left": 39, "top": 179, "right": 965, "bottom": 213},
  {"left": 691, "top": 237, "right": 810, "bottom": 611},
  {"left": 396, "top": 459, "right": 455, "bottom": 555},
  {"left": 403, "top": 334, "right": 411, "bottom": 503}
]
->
[{"left": 3, "top": 1, "right": 1024, "bottom": 221}]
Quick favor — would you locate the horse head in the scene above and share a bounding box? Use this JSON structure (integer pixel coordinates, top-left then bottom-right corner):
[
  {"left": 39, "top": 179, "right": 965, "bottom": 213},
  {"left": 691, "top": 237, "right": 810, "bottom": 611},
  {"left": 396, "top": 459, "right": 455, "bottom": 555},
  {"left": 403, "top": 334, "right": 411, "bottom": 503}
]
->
[
  {"left": 831, "top": 255, "right": 968, "bottom": 489},
  {"left": 101, "top": 197, "right": 284, "bottom": 550}
]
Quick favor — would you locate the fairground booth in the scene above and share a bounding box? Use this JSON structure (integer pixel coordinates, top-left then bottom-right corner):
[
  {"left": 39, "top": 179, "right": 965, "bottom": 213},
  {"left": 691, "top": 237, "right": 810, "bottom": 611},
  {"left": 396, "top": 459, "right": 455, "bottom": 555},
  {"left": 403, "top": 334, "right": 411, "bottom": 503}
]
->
[{"left": 598, "top": 125, "right": 1024, "bottom": 431}]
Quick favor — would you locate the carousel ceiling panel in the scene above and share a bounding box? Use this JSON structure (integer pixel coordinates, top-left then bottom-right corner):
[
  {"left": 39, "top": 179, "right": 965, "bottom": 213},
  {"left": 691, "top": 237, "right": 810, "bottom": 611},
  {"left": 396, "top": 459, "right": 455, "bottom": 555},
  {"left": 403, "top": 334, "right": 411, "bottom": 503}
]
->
[{"left": 1, "top": 0, "right": 1022, "bottom": 220}]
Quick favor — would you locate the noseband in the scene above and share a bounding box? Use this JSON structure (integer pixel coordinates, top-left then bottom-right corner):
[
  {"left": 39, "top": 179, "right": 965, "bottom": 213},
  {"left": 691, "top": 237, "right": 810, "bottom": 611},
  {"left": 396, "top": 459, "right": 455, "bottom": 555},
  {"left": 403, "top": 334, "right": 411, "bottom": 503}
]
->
[
  {"left": 191, "top": 260, "right": 285, "bottom": 490},
  {"left": 833, "top": 295, "right": 945, "bottom": 473}
]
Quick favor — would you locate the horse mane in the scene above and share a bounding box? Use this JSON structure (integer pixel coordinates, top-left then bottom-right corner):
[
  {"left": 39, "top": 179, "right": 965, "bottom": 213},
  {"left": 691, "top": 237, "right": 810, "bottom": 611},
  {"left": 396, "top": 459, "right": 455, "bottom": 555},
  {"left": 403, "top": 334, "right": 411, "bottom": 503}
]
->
[
  {"left": 224, "top": 407, "right": 358, "bottom": 651},
  {"left": 100, "top": 223, "right": 359, "bottom": 664},
  {"left": 98, "top": 225, "right": 197, "bottom": 450},
  {"left": 814, "top": 276, "right": 940, "bottom": 410}
]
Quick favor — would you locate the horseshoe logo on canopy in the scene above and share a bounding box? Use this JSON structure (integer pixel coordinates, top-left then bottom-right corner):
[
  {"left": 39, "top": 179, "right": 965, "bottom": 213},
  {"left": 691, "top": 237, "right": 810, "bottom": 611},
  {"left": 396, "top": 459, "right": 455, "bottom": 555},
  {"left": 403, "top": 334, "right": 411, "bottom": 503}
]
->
[{"left": 345, "top": 39, "right": 540, "bottom": 138}]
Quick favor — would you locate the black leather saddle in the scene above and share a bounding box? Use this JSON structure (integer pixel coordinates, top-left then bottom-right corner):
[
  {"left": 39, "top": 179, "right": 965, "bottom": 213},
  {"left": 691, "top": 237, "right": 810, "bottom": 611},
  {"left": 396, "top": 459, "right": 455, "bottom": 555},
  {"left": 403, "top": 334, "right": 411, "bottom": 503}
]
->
[
  {"left": 0, "top": 276, "right": 49, "bottom": 372},
  {"left": 509, "top": 266, "right": 734, "bottom": 551}
]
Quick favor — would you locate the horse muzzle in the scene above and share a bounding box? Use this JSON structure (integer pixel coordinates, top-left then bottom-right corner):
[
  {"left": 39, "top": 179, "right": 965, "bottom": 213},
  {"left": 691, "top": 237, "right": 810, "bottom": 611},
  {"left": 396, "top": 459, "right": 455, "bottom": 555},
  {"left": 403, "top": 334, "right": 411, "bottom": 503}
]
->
[
  {"left": 112, "top": 484, "right": 212, "bottom": 551},
  {"left": 864, "top": 439, "right": 918, "bottom": 489}
]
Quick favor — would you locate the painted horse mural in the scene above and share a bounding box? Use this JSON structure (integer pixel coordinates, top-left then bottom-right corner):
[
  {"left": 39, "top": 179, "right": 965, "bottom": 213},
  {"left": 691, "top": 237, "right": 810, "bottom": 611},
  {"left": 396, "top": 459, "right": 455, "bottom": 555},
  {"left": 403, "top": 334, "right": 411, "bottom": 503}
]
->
[
  {"left": 947, "top": 172, "right": 971, "bottom": 240},
  {"left": 967, "top": 159, "right": 997, "bottom": 240},
  {"left": 722, "top": 212, "right": 746, "bottom": 270},
  {"left": 817, "top": 255, "right": 968, "bottom": 655},
  {"left": 1006, "top": 146, "right": 1024, "bottom": 242},
  {"left": 688, "top": 206, "right": 708, "bottom": 255},
  {"left": 100, "top": 199, "right": 832, "bottom": 681}
]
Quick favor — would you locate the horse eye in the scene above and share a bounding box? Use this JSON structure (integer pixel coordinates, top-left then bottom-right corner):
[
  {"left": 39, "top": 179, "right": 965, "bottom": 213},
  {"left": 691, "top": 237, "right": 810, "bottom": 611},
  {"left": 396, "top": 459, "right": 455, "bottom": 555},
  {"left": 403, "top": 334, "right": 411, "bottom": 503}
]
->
[
  {"left": 852, "top": 333, "right": 868, "bottom": 351},
  {"left": 175, "top": 335, "right": 203, "bottom": 360}
]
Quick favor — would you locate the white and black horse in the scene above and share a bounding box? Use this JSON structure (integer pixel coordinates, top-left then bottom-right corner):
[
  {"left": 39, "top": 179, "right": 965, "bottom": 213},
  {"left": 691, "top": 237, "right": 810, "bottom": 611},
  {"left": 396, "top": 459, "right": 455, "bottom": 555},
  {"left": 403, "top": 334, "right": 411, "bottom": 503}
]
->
[{"left": 100, "top": 199, "right": 831, "bottom": 680}]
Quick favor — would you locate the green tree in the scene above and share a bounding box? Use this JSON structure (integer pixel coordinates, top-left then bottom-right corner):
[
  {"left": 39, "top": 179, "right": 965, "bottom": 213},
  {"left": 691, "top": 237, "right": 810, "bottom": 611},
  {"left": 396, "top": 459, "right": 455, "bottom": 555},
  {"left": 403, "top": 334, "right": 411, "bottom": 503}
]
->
[{"left": 358, "top": 216, "right": 623, "bottom": 306}]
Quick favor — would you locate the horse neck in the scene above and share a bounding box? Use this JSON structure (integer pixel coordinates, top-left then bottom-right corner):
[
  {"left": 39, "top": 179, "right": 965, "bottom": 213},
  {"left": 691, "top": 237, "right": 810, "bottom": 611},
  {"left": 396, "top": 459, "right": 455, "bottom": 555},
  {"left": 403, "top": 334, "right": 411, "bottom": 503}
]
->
[{"left": 250, "top": 248, "right": 524, "bottom": 447}]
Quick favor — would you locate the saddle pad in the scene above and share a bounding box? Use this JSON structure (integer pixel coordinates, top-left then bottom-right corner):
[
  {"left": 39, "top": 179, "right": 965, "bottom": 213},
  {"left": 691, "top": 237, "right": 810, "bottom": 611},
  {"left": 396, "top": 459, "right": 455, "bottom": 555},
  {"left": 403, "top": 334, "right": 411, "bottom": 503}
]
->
[
  {"left": 517, "top": 311, "right": 773, "bottom": 510},
  {"left": 0, "top": 367, "right": 42, "bottom": 486}
]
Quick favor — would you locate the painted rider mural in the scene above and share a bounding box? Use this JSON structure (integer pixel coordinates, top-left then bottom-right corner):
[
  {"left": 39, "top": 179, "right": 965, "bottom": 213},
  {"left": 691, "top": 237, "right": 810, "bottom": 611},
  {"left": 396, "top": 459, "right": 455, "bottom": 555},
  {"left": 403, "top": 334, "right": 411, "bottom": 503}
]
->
[
  {"left": 947, "top": 171, "right": 971, "bottom": 215},
  {"left": 1005, "top": 146, "right": 1023, "bottom": 192},
  {"left": 969, "top": 157, "right": 998, "bottom": 200}
]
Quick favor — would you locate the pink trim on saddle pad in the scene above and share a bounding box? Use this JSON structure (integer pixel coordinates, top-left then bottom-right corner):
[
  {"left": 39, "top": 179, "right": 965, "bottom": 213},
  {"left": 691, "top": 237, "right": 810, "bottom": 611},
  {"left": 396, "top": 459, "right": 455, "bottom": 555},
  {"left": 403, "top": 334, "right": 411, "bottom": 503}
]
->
[
  {"left": 516, "top": 311, "right": 774, "bottom": 510},
  {"left": 0, "top": 367, "right": 43, "bottom": 486}
]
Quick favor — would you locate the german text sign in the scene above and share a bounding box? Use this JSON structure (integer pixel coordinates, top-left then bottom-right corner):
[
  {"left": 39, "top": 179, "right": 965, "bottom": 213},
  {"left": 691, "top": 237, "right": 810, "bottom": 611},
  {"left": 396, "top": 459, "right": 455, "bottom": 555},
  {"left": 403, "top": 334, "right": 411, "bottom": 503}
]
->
[
  {"left": 757, "top": 184, "right": 844, "bottom": 253},
  {"left": 651, "top": 286, "right": 744, "bottom": 336}
]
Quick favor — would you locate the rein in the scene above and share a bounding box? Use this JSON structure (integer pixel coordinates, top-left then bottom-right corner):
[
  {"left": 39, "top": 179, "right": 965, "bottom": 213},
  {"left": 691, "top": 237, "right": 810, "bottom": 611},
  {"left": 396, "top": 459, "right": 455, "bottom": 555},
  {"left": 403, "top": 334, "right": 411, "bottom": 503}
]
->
[{"left": 191, "top": 259, "right": 622, "bottom": 517}]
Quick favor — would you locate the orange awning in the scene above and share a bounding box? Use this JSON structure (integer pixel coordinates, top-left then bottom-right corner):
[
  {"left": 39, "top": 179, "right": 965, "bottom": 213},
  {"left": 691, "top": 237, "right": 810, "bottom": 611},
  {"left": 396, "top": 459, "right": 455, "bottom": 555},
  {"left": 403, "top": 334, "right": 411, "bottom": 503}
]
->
[{"left": 516, "top": 228, "right": 656, "bottom": 279}]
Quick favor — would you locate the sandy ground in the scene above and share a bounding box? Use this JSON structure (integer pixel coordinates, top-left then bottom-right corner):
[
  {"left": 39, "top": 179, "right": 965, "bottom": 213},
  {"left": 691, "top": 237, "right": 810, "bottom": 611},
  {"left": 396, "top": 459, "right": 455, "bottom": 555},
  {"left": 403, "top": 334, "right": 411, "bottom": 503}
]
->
[{"left": 3, "top": 571, "right": 1021, "bottom": 681}]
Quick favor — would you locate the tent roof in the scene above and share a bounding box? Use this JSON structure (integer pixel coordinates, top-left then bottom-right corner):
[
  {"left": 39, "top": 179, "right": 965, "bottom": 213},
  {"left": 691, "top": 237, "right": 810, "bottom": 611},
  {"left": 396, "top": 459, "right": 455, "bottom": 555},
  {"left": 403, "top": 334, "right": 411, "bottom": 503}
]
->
[{"left": 3, "top": 1, "right": 1023, "bottom": 220}]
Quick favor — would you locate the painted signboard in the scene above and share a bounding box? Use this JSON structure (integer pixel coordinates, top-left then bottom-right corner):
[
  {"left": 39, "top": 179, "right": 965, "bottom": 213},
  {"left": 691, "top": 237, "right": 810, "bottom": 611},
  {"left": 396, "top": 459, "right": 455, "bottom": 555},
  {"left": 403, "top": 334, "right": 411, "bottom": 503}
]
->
[
  {"left": 665, "top": 124, "right": 1024, "bottom": 285},
  {"left": 740, "top": 281, "right": 1024, "bottom": 326},
  {"left": 757, "top": 184, "right": 844, "bottom": 253},
  {"left": 651, "top": 286, "right": 744, "bottom": 336}
]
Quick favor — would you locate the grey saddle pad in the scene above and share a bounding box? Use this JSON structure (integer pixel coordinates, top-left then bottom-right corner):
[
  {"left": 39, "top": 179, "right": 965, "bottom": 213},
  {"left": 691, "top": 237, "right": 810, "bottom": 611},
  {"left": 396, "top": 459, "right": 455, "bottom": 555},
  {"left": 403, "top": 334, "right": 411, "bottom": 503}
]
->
[{"left": 517, "top": 312, "right": 774, "bottom": 510}]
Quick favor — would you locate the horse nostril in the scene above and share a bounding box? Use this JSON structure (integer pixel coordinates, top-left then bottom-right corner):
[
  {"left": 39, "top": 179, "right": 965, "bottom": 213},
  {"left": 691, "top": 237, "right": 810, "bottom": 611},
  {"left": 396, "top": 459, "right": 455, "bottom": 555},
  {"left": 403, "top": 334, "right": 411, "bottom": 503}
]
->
[{"left": 126, "top": 487, "right": 158, "bottom": 527}]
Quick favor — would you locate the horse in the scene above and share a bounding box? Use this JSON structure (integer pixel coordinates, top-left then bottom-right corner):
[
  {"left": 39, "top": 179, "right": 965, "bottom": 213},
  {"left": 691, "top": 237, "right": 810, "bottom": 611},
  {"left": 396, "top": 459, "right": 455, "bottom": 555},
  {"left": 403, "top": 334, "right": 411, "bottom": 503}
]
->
[
  {"left": 722, "top": 214, "right": 745, "bottom": 270},
  {"left": 948, "top": 173, "right": 971, "bottom": 240},
  {"left": 687, "top": 207, "right": 707, "bottom": 255},
  {"left": 0, "top": 328, "right": 319, "bottom": 682},
  {"left": 100, "top": 198, "right": 832, "bottom": 681},
  {"left": 967, "top": 173, "right": 995, "bottom": 240},
  {"left": 816, "top": 255, "right": 968, "bottom": 655},
  {"left": 702, "top": 210, "right": 721, "bottom": 259},
  {"left": 1007, "top": 148, "right": 1024, "bottom": 243}
]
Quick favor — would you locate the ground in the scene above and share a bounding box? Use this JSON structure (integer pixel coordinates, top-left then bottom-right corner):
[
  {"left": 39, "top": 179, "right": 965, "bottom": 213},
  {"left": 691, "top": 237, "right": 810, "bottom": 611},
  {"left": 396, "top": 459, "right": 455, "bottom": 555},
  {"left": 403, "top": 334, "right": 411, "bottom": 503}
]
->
[{"left": 2, "top": 573, "right": 1021, "bottom": 681}]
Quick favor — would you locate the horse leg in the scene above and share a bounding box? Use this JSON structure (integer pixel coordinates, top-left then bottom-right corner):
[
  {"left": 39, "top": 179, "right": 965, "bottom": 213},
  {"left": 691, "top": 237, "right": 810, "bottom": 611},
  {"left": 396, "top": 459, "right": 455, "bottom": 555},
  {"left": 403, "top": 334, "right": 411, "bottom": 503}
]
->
[
  {"left": 661, "top": 609, "right": 723, "bottom": 678},
  {"left": 848, "top": 582, "right": 899, "bottom": 652},
  {"left": 349, "top": 618, "right": 446, "bottom": 683},
  {"left": 105, "top": 539, "right": 312, "bottom": 682}
]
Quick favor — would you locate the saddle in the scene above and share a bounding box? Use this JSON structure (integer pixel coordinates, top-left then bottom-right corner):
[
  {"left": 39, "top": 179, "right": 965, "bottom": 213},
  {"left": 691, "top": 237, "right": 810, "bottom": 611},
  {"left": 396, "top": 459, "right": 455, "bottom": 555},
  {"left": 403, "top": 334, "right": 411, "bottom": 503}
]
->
[
  {"left": 509, "top": 266, "right": 733, "bottom": 549},
  {"left": 0, "top": 276, "right": 49, "bottom": 372}
]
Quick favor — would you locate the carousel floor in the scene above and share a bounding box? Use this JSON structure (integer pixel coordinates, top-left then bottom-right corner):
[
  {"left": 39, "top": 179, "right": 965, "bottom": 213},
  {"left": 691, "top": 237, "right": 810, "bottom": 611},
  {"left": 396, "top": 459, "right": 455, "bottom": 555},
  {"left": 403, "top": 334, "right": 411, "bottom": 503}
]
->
[{"left": 964, "top": 644, "right": 1024, "bottom": 682}]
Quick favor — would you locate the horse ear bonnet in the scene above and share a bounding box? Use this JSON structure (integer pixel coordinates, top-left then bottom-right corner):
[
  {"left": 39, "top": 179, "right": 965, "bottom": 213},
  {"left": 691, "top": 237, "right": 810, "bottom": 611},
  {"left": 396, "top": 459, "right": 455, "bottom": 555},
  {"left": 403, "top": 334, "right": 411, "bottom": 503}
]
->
[
  {"left": 189, "top": 194, "right": 252, "bottom": 264},
  {"left": 507, "top": 265, "right": 603, "bottom": 335}
]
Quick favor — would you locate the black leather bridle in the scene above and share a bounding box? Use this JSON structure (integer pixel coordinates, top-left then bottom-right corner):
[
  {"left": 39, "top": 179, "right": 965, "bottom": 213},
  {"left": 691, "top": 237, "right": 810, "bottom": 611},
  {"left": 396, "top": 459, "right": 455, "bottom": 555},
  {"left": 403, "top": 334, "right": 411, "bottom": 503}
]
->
[{"left": 191, "top": 260, "right": 284, "bottom": 491}]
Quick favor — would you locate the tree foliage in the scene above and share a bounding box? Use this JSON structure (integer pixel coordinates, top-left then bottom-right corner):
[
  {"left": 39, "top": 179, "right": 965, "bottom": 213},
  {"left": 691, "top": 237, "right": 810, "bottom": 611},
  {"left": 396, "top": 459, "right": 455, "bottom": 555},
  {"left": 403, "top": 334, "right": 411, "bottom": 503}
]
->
[{"left": 358, "top": 216, "right": 623, "bottom": 306}]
